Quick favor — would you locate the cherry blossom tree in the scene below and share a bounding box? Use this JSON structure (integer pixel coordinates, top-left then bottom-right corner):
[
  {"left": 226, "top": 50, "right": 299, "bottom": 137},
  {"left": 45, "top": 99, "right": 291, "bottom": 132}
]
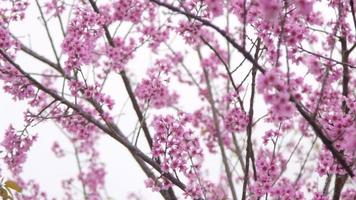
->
[{"left": 0, "top": 0, "right": 355, "bottom": 199}]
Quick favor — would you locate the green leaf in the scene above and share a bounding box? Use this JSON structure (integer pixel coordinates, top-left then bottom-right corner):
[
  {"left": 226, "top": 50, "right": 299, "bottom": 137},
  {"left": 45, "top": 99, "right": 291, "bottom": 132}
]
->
[
  {"left": 0, "top": 188, "right": 10, "bottom": 200},
  {"left": 4, "top": 180, "right": 22, "bottom": 193}
]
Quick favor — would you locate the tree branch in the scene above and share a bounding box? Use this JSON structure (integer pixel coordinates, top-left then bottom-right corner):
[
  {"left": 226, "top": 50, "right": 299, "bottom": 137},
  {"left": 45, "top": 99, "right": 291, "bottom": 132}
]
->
[
  {"left": 87, "top": 0, "right": 153, "bottom": 150},
  {"left": 0, "top": 50, "right": 187, "bottom": 193},
  {"left": 149, "top": 0, "right": 266, "bottom": 73}
]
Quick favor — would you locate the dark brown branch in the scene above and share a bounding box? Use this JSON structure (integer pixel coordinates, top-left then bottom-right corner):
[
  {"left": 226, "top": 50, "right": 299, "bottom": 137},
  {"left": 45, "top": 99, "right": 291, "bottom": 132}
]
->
[
  {"left": 291, "top": 96, "right": 354, "bottom": 177},
  {"left": 87, "top": 0, "right": 153, "bottom": 150},
  {"left": 149, "top": 0, "right": 266, "bottom": 73},
  {"left": 294, "top": 137, "right": 318, "bottom": 185},
  {"left": 0, "top": 50, "right": 187, "bottom": 192},
  {"left": 332, "top": 37, "right": 350, "bottom": 200},
  {"left": 241, "top": 40, "right": 260, "bottom": 200},
  {"left": 349, "top": 0, "right": 356, "bottom": 32},
  {"left": 332, "top": 174, "right": 348, "bottom": 200},
  {"left": 199, "top": 50, "right": 238, "bottom": 200},
  {"left": 323, "top": 174, "right": 332, "bottom": 195},
  {"left": 148, "top": 1, "right": 354, "bottom": 177},
  {"left": 200, "top": 36, "right": 246, "bottom": 111},
  {"left": 34, "top": 0, "right": 62, "bottom": 68},
  {"left": 298, "top": 46, "right": 355, "bottom": 68},
  {"left": 17, "top": 40, "right": 65, "bottom": 75}
]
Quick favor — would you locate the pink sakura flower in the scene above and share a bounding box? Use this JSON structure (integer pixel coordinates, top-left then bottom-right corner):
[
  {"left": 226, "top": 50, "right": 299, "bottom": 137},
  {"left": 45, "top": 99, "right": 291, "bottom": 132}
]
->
[
  {"left": 177, "top": 20, "right": 203, "bottom": 45},
  {"left": 257, "top": 71, "right": 297, "bottom": 121},
  {"left": 112, "top": 0, "right": 145, "bottom": 24},
  {"left": 150, "top": 115, "right": 205, "bottom": 195},
  {"left": 62, "top": 178, "right": 74, "bottom": 200},
  {"left": 205, "top": 0, "right": 224, "bottom": 17},
  {"left": 51, "top": 141, "right": 65, "bottom": 158},
  {"left": 312, "top": 192, "right": 329, "bottom": 200},
  {"left": 270, "top": 178, "right": 304, "bottom": 199},
  {"left": 0, "top": 65, "right": 35, "bottom": 101},
  {"left": 341, "top": 129, "right": 356, "bottom": 154},
  {"left": 304, "top": 55, "right": 323, "bottom": 76},
  {"left": 15, "top": 179, "right": 48, "bottom": 200},
  {"left": 78, "top": 164, "right": 106, "bottom": 197},
  {"left": 140, "top": 25, "right": 170, "bottom": 51},
  {"left": 341, "top": 189, "right": 356, "bottom": 200},
  {"left": 258, "top": 0, "right": 281, "bottom": 22},
  {"left": 1, "top": 125, "right": 37, "bottom": 174},
  {"left": 44, "top": 0, "right": 65, "bottom": 16},
  {"left": 135, "top": 78, "right": 178, "bottom": 109},
  {"left": 250, "top": 149, "right": 285, "bottom": 198},
  {"left": 0, "top": 0, "right": 29, "bottom": 23},
  {"left": 317, "top": 146, "right": 349, "bottom": 176},
  {"left": 61, "top": 8, "right": 106, "bottom": 74},
  {"left": 0, "top": 27, "right": 13, "bottom": 49},
  {"left": 262, "top": 130, "right": 281, "bottom": 145},
  {"left": 144, "top": 177, "right": 172, "bottom": 192},
  {"left": 224, "top": 108, "right": 249, "bottom": 132},
  {"left": 294, "top": 0, "right": 314, "bottom": 17},
  {"left": 104, "top": 37, "right": 136, "bottom": 72}
]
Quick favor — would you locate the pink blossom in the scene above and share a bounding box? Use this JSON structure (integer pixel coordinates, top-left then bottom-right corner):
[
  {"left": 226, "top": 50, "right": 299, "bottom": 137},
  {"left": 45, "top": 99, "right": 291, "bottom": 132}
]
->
[
  {"left": 135, "top": 78, "right": 178, "bottom": 109},
  {"left": 1, "top": 125, "right": 36, "bottom": 174},
  {"left": 51, "top": 141, "right": 65, "bottom": 158},
  {"left": 45, "top": 0, "right": 65, "bottom": 16},
  {"left": 258, "top": 0, "right": 281, "bottom": 22},
  {"left": 78, "top": 164, "right": 106, "bottom": 197},
  {"left": 224, "top": 108, "right": 249, "bottom": 132},
  {"left": 294, "top": 0, "right": 314, "bottom": 17}
]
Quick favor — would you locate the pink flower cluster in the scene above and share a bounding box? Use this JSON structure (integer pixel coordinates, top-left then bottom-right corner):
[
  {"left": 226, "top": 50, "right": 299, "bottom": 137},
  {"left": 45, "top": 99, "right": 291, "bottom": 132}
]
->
[
  {"left": 62, "top": 8, "right": 106, "bottom": 74},
  {"left": 317, "top": 146, "right": 352, "bottom": 176},
  {"left": 188, "top": 109, "right": 217, "bottom": 153},
  {"left": 135, "top": 78, "right": 178, "bottom": 109},
  {"left": 149, "top": 115, "right": 206, "bottom": 198},
  {"left": 1, "top": 125, "right": 37, "bottom": 174},
  {"left": 78, "top": 163, "right": 106, "bottom": 198},
  {"left": 112, "top": 0, "right": 145, "bottom": 24},
  {"left": 104, "top": 37, "right": 136, "bottom": 72},
  {"left": 0, "top": 0, "right": 29, "bottom": 24},
  {"left": 312, "top": 192, "right": 329, "bottom": 200},
  {"left": 231, "top": 0, "right": 321, "bottom": 65},
  {"left": 0, "top": 26, "right": 20, "bottom": 59},
  {"left": 262, "top": 129, "right": 281, "bottom": 145},
  {"left": 341, "top": 189, "right": 356, "bottom": 200},
  {"left": 0, "top": 65, "right": 35, "bottom": 101},
  {"left": 293, "top": 0, "right": 314, "bottom": 17},
  {"left": 148, "top": 57, "right": 174, "bottom": 75},
  {"left": 144, "top": 177, "right": 172, "bottom": 192},
  {"left": 304, "top": 55, "right": 323, "bottom": 77},
  {"left": 257, "top": 0, "right": 281, "bottom": 22},
  {"left": 68, "top": 80, "right": 115, "bottom": 110},
  {"left": 201, "top": 51, "right": 226, "bottom": 78},
  {"left": 205, "top": 0, "right": 224, "bottom": 17},
  {"left": 224, "top": 107, "right": 249, "bottom": 133},
  {"left": 61, "top": 178, "right": 75, "bottom": 200},
  {"left": 151, "top": 115, "right": 203, "bottom": 168},
  {"left": 321, "top": 113, "right": 356, "bottom": 154},
  {"left": 257, "top": 68, "right": 297, "bottom": 121},
  {"left": 269, "top": 178, "right": 304, "bottom": 200},
  {"left": 58, "top": 111, "right": 99, "bottom": 154},
  {"left": 176, "top": 20, "right": 203, "bottom": 46},
  {"left": 15, "top": 179, "right": 48, "bottom": 200},
  {"left": 140, "top": 25, "right": 170, "bottom": 52},
  {"left": 44, "top": 0, "right": 65, "bottom": 16},
  {"left": 250, "top": 149, "right": 286, "bottom": 198},
  {"left": 51, "top": 141, "right": 65, "bottom": 158},
  {"left": 0, "top": 27, "right": 14, "bottom": 50},
  {"left": 0, "top": 27, "right": 34, "bottom": 101}
]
